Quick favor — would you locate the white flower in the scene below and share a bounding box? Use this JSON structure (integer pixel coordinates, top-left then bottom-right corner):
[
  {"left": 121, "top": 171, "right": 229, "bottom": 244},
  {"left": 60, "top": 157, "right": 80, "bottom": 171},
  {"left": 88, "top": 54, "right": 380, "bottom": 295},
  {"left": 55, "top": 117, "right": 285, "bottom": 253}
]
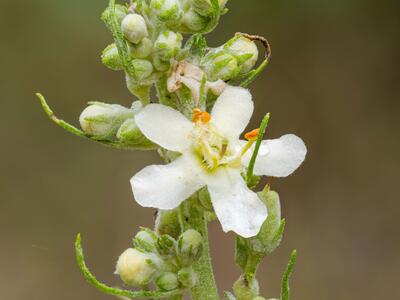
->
[{"left": 130, "top": 86, "right": 307, "bottom": 237}]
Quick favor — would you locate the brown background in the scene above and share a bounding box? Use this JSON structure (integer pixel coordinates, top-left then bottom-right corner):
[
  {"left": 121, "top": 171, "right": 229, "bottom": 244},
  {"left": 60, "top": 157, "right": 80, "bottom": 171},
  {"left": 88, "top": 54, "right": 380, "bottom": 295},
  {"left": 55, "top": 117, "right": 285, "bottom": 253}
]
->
[{"left": 1, "top": 0, "right": 399, "bottom": 299}]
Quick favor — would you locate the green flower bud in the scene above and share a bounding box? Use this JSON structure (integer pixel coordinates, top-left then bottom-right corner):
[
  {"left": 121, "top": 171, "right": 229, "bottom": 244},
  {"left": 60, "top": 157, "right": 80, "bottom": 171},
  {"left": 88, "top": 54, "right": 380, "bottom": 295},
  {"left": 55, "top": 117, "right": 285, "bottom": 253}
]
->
[
  {"left": 151, "top": 0, "right": 183, "bottom": 26},
  {"left": 189, "top": 0, "right": 213, "bottom": 16},
  {"left": 155, "top": 210, "right": 181, "bottom": 239},
  {"left": 101, "top": 44, "right": 123, "bottom": 71},
  {"left": 156, "top": 272, "right": 179, "bottom": 291},
  {"left": 121, "top": 13, "right": 148, "bottom": 44},
  {"left": 154, "top": 31, "right": 183, "bottom": 61},
  {"left": 202, "top": 51, "right": 240, "bottom": 81},
  {"left": 115, "top": 248, "right": 162, "bottom": 286},
  {"left": 131, "top": 59, "right": 154, "bottom": 80},
  {"left": 129, "top": 38, "right": 153, "bottom": 59},
  {"left": 79, "top": 102, "right": 134, "bottom": 139},
  {"left": 117, "top": 118, "right": 156, "bottom": 149},
  {"left": 177, "top": 229, "right": 203, "bottom": 264},
  {"left": 233, "top": 276, "right": 260, "bottom": 300},
  {"left": 178, "top": 267, "right": 197, "bottom": 288},
  {"left": 157, "top": 234, "right": 177, "bottom": 256},
  {"left": 182, "top": 9, "right": 209, "bottom": 32},
  {"left": 133, "top": 228, "right": 158, "bottom": 253},
  {"left": 153, "top": 55, "right": 171, "bottom": 72},
  {"left": 224, "top": 36, "right": 259, "bottom": 74}
]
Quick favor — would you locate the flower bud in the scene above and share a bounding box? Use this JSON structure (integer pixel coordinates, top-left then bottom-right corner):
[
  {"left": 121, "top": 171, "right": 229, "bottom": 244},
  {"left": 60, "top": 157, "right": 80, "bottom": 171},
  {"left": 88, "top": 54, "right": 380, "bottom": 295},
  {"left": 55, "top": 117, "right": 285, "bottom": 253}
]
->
[
  {"left": 154, "top": 31, "right": 183, "bottom": 60},
  {"left": 155, "top": 272, "right": 179, "bottom": 291},
  {"left": 117, "top": 118, "right": 156, "bottom": 149},
  {"left": 153, "top": 55, "right": 171, "bottom": 72},
  {"left": 202, "top": 51, "right": 240, "bottom": 81},
  {"left": 155, "top": 210, "right": 181, "bottom": 239},
  {"left": 129, "top": 38, "right": 153, "bottom": 59},
  {"left": 178, "top": 267, "right": 197, "bottom": 288},
  {"left": 151, "top": 0, "right": 183, "bottom": 26},
  {"left": 121, "top": 13, "right": 148, "bottom": 44},
  {"left": 133, "top": 228, "right": 158, "bottom": 253},
  {"left": 115, "top": 4, "right": 129, "bottom": 24},
  {"left": 157, "top": 234, "right": 177, "bottom": 256},
  {"left": 101, "top": 44, "right": 123, "bottom": 71},
  {"left": 224, "top": 36, "right": 259, "bottom": 74},
  {"left": 79, "top": 102, "right": 134, "bottom": 139},
  {"left": 131, "top": 59, "right": 154, "bottom": 80},
  {"left": 189, "top": 0, "right": 213, "bottom": 16},
  {"left": 182, "top": 9, "right": 209, "bottom": 32},
  {"left": 177, "top": 229, "right": 203, "bottom": 265},
  {"left": 125, "top": 79, "right": 152, "bottom": 103},
  {"left": 233, "top": 276, "right": 260, "bottom": 300},
  {"left": 115, "top": 248, "right": 162, "bottom": 286}
]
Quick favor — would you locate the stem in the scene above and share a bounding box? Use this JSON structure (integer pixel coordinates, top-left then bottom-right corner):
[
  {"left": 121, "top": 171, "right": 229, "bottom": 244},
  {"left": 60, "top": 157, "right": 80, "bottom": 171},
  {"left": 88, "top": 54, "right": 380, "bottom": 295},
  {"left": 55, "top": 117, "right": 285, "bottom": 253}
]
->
[{"left": 184, "top": 200, "right": 220, "bottom": 300}]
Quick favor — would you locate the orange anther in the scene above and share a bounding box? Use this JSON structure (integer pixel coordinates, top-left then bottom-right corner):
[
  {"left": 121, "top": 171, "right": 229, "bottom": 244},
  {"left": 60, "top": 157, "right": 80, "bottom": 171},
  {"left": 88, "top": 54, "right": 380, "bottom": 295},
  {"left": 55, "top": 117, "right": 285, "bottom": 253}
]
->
[
  {"left": 245, "top": 128, "right": 260, "bottom": 141},
  {"left": 193, "top": 108, "right": 211, "bottom": 124}
]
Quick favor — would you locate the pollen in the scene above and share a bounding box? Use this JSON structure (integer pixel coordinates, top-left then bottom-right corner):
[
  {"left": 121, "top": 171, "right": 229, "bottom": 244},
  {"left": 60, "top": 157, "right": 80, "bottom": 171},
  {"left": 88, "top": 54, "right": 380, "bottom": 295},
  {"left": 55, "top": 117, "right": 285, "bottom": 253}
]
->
[
  {"left": 193, "top": 108, "right": 211, "bottom": 124},
  {"left": 245, "top": 128, "right": 260, "bottom": 141}
]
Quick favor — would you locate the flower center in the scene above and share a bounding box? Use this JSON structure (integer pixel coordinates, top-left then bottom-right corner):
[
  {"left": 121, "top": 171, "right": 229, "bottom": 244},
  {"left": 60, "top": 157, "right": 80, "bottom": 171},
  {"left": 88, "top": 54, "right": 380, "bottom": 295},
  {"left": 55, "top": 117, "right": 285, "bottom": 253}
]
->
[{"left": 189, "top": 108, "right": 259, "bottom": 172}]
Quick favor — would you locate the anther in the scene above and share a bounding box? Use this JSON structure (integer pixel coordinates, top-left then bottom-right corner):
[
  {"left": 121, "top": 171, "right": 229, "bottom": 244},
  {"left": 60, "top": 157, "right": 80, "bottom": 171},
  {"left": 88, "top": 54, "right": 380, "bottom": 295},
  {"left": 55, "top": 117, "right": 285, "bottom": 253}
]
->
[
  {"left": 244, "top": 128, "right": 260, "bottom": 141},
  {"left": 193, "top": 108, "right": 211, "bottom": 124}
]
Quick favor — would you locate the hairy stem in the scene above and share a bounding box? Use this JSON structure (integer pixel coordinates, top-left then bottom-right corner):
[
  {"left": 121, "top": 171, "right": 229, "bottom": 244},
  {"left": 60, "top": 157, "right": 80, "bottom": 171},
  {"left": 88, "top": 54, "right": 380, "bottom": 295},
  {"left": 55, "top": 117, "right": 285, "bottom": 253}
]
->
[{"left": 184, "top": 199, "right": 220, "bottom": 300}]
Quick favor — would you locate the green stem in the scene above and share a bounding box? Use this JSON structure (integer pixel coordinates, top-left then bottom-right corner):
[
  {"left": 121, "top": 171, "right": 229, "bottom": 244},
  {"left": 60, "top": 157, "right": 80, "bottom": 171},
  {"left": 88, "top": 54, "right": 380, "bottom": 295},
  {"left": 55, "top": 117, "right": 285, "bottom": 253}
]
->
[{"left": 185, "top": 200, "right": 220, "bottom": 300}]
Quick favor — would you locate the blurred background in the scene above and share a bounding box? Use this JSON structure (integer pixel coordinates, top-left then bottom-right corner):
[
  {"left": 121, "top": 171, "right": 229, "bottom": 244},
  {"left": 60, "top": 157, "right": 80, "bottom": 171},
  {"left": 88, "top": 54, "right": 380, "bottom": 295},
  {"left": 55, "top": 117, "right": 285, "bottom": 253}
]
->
[{"left": 1, "top": 0, "right": 399, "bottom": 299}]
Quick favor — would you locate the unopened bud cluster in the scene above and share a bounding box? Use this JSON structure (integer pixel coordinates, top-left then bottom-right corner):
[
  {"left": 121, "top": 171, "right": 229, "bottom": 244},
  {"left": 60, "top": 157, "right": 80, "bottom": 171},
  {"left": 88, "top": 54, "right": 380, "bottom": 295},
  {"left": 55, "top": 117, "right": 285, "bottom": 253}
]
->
[
  {"left": 79, "top": 101, "right": 155, "bottom": 149},
  {"left": 201, "top": 35, "right": 259, "bottom": 81},
  {"left": 115, "top": 227, "right": 202, "bottom": 290}
]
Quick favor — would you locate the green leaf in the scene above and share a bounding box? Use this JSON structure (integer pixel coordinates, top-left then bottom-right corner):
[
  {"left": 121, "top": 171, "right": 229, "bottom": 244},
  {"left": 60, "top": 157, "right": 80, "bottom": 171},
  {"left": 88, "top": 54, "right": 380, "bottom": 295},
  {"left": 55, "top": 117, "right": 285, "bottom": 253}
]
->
[
  {"left": 281, "top": 250, "right": 297, "bottom": 300},
  {"left": 75, "top": 234, "right": 183, "bottom": 299},
  {"left": 246, "top": 113, "right": 270, "bottom": 184},
  {"left": 36, "top": 93, "right": 151, "bottom": 151}
]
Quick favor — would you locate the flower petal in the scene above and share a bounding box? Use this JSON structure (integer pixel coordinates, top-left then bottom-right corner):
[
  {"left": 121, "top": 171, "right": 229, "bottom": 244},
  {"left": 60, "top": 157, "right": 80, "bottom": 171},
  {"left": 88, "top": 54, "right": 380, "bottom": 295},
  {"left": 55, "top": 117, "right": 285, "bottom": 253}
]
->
[
  {"left": 135, "top": 104, "right": 194, "bottom": 152},
  {"left": 206, "top": 168, "right": 267, "bottom": 238},
  {"left": 130, "top": 154, "right": 205, "bottom": 210},
  {"left": 242, "top": 134, "right": 307, "bottom": 177},
  {"left": 211, "top": 86, "right": 254, "bottom": 139}
]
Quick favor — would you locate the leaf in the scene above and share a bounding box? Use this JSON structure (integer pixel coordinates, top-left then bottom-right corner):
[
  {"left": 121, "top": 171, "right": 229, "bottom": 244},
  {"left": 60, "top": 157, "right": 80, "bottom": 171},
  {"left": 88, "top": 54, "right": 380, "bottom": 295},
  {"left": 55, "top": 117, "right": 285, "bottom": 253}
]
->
[
  {"left": 75, "top": 234, "right": 182, "bottom": 299},
  {"left": 281, "top": 250, "right": 297, "bottom": 300},
  {"left": 246, "top": 113, "right": 270, "bottom": 183}
]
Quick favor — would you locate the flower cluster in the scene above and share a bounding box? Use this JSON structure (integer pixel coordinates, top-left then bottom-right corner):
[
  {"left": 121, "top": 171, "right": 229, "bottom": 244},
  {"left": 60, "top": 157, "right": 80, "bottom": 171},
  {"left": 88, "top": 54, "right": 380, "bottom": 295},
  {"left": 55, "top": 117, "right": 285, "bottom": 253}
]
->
[{"left": 38, "top": 0, "right": 307, "bottom": 299}]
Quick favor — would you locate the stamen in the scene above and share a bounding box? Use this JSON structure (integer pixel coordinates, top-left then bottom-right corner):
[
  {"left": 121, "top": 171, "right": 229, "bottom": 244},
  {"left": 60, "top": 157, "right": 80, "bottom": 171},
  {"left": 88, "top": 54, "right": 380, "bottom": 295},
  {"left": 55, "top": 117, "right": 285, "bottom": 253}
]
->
[
  {"left": 245, "top": 128, "right": 260, "bottom": 141},
  {"left": 193, "top": 108, "right": 211, "bottom": 124}
]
